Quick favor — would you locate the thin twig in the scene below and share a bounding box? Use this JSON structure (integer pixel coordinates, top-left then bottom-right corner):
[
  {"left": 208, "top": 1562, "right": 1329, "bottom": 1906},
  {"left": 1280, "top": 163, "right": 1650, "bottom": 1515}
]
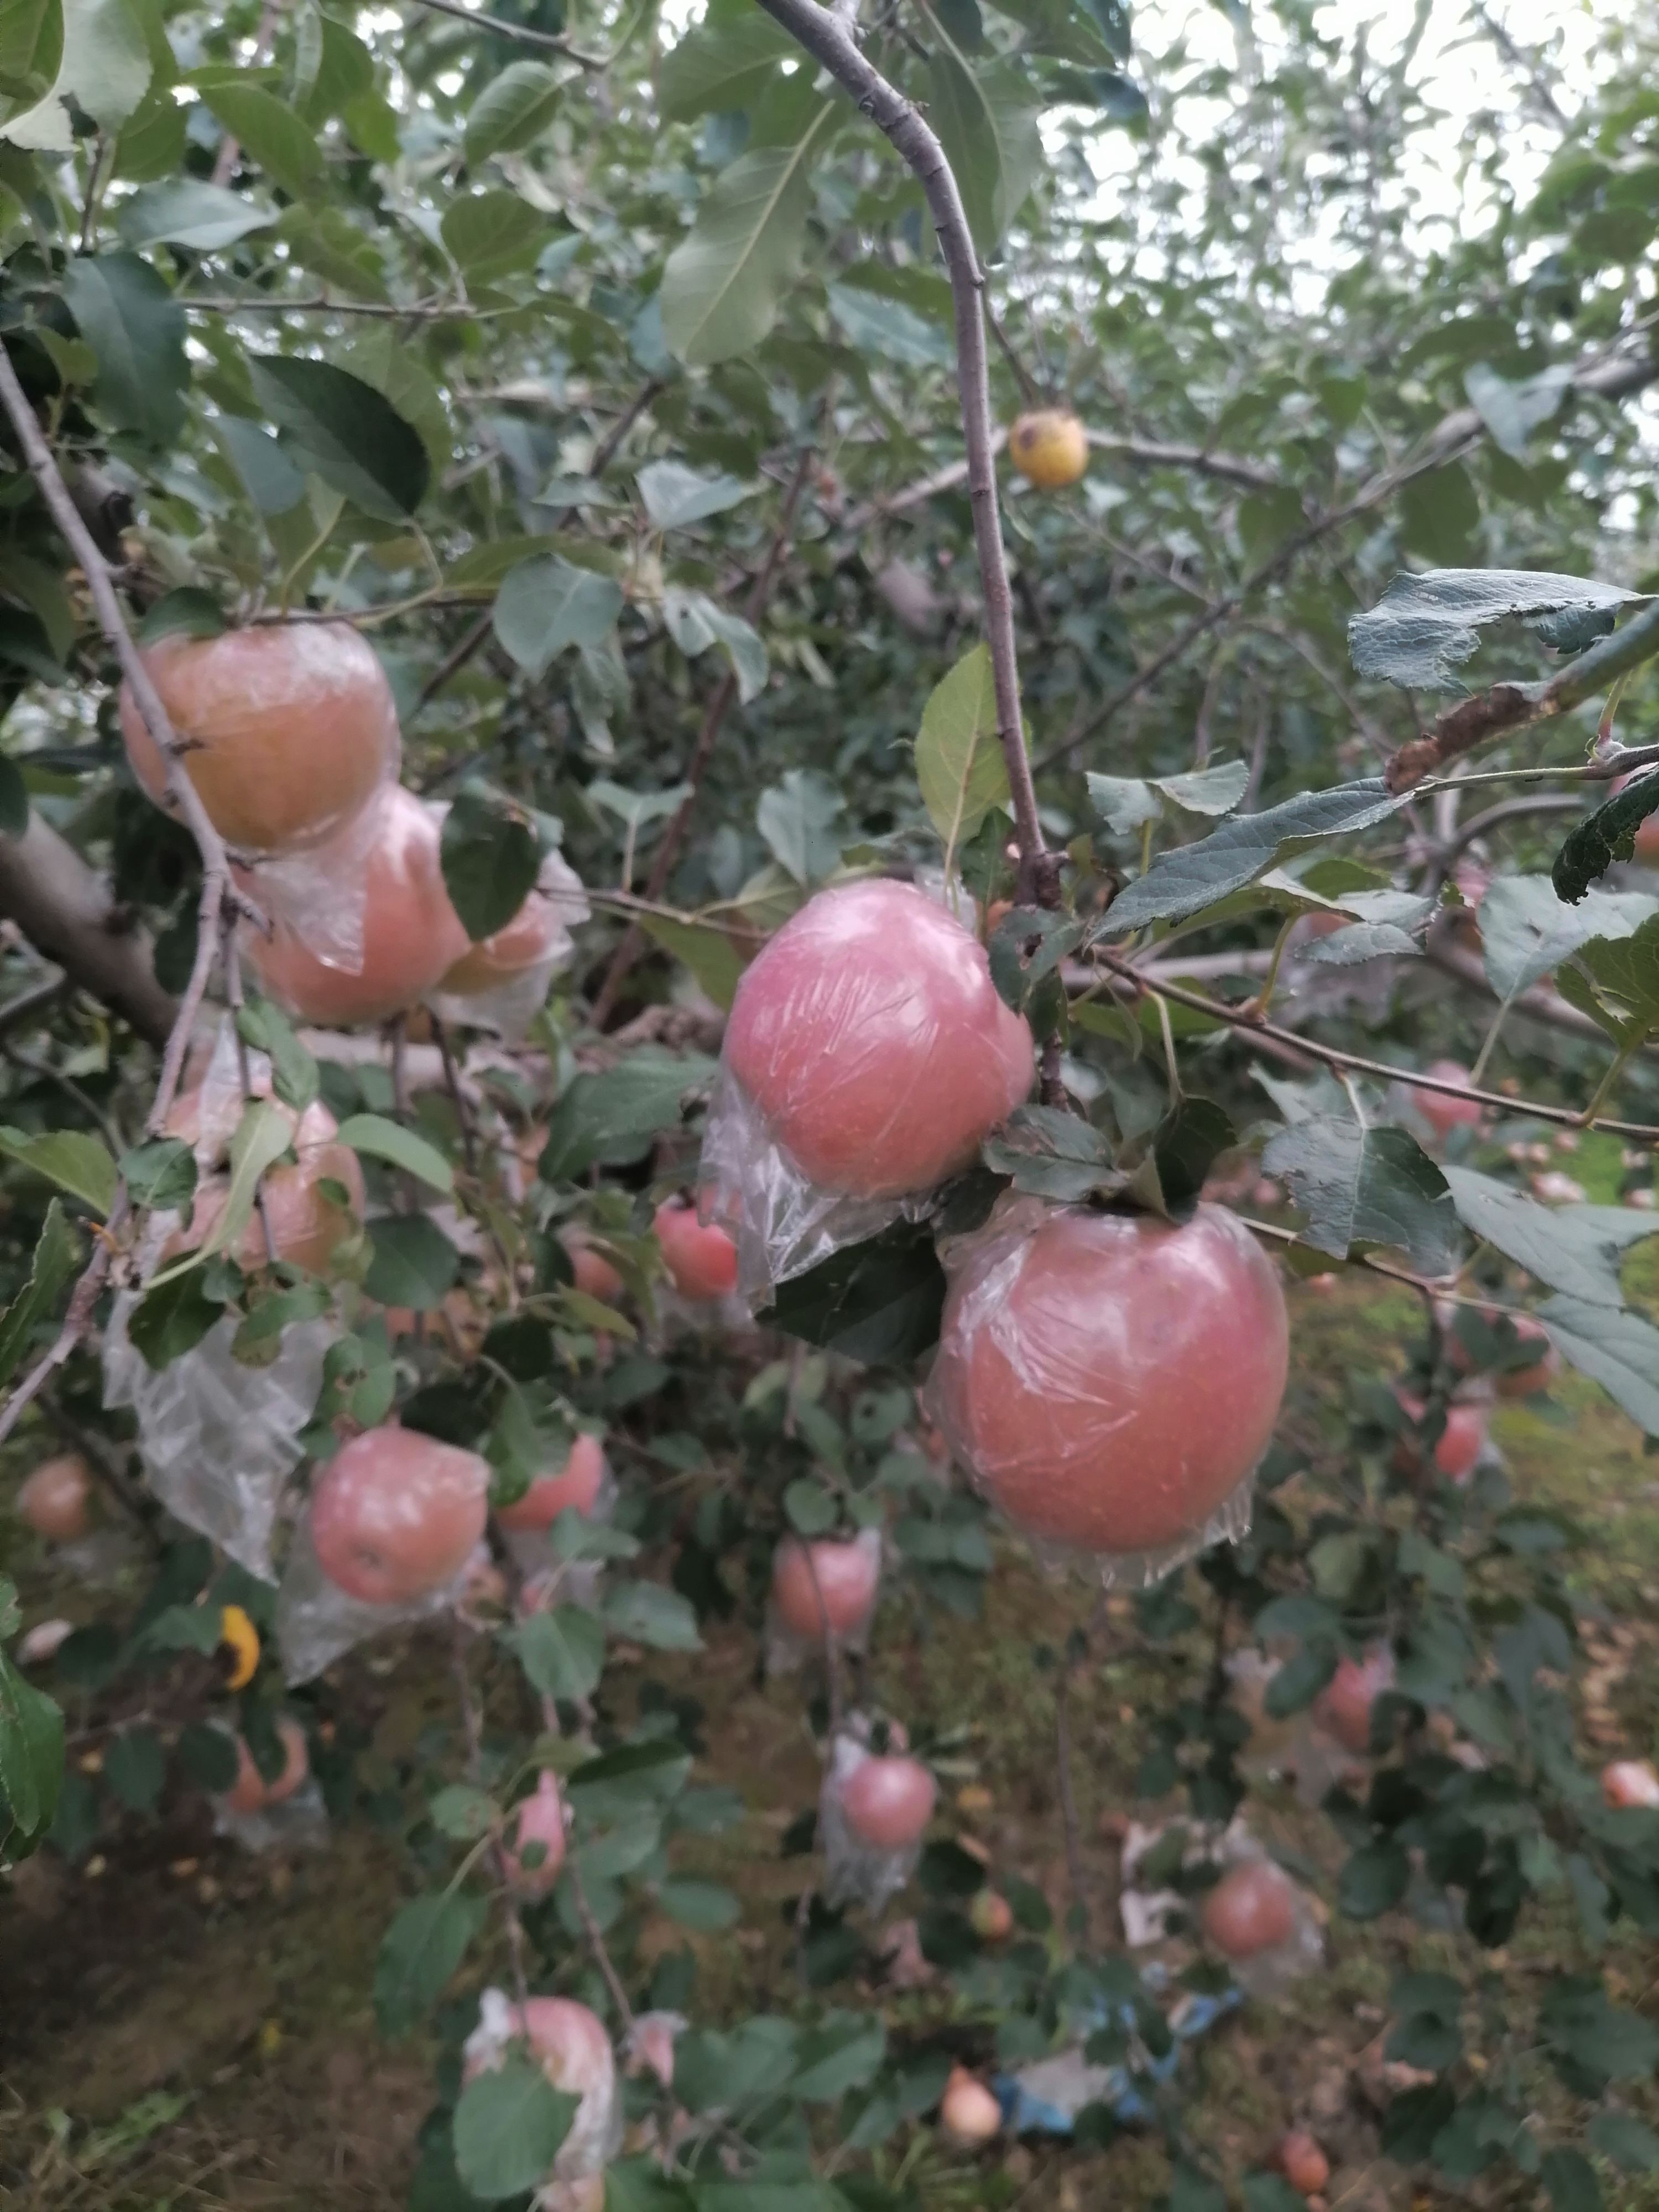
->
[
  {"left": 178, "top": 294, "right": 504, "bottom": 321},
  {"left": 453, "top": 1620, "right": 532, "bottom": 2012},
  {"left": 566, "top": 1855, "right": 636, "bottom": 2032},
  {"left": 406, "top": 0, "right": 605, "bottom": 63}
]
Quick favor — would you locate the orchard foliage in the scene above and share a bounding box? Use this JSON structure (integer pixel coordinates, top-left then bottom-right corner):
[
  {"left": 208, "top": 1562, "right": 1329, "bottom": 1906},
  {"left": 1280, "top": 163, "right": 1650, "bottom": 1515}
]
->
[{"left": 4, "top": 0, "right": 1659, "bottom": 2208}]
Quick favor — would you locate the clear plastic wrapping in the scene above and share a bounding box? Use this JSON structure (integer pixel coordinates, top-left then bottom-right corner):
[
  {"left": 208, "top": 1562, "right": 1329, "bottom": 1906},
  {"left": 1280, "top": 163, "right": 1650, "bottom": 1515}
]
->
[
  {"left": 429, "top": 846, "right": 591, "bottom": 1040},
  {"left": 232, "top": 793, "right": 394, "bottom": 972},
  {"left": 1199, "top": 1837, "right": 1324, "bottom": 1999},
  {"left": 275, "top": 1509, "right": 487, "bottom": 1683},
  {"left": 701, "top": 878, "right": 1033, "bottom": 1305},
  {"left": 119, "top": 620, "right": 400, "bottom": 857},
  {"left": 463, "top": 1988, "right": 622, "bottom": 2207},
  {"left": 765, "top": 1527, "right": 883, "bottom": 1675},
  {"left": 819, "top": 1729, "right": 933, "bottom": 1914},
  {"left": 102, "top": 1293, "right": 333, "bottom": 1581},
  {"left": 924, "top": 1195, "right": 1288, "bottom": 1587}
]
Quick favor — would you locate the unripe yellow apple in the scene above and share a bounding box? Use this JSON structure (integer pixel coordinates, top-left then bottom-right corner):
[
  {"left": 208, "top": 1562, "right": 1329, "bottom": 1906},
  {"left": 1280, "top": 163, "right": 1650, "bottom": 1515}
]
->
[{"left": 1008, "top": 409, "right": 1089, "bottom": 489}]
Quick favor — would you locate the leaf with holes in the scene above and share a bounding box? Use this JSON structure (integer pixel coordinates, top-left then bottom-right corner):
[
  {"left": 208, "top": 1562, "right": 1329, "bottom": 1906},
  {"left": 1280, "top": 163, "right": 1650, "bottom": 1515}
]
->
[
  {"left": 1555, "top": 775, "right": 1659, "bottom": 904},
  {"left": 1349, "top": 568, "right": 1647, "bottom": 691}
]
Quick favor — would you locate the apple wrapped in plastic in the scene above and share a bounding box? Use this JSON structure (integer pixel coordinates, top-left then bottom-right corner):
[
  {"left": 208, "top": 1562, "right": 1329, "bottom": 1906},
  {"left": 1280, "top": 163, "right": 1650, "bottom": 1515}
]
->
[
  {"left": 463, "top": 1987, "right": 621, "bottom": 2196},
  {"left": 18, "top": 1453, "right": 92, "bottom": 1542},
  {"left": 495, "top": 1433, "right": 608, "bottom": 1535},
  {"left": 430, "top": 845, "right": 590, "bottom": 1040},
  {"left": 222, "top": 1718, "right": 310, "bottom": 1815},
  {"left": 503, "top": 1771, "right": 568, "bottom": 1896},
  {"left": 1200, "top": 1856, "right": 1322, "bottom": 1996},
  {"left": 820, "top": 1729, "right": 936, "bottom": 1912},
  {"left": 1313, "top": 1645, "right": 1395, "bottom": 1756},
  {"left": 700, "top": 878, "right": 1032, "bottom": 1301},
  {"left": 766, "top": 1527, "right": 882, "bottom": 1672},
  {"left": 926, "top": 1196, "right": 1289, "bottom": 1582}
]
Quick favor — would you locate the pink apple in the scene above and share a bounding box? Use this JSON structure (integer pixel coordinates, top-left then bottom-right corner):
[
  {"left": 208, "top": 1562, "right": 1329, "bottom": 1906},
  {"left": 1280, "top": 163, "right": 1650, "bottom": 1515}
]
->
[
  {"left": 495, "top": 1433, "right": 606, "bottom": 1533},
  {"left": 562, "top": 1236, "right": 625, "bottom": 1305},
  {"left": 1393, "top": 1391, "right": 1485, "bottom": 1484},
  {"left": 223, "top": 1717, "right": 309, "bottom": 1814},
  {"left": 770, "top": 1533, "right": 881, "bottom": 1640},
  {"left": 1202, "top": 1860, "right": 1298, "bottom": 1959},
  {"left": 1601, "top": 1759, "right": 1659, "bottom": 1809},
  {"left": 18, "top": 1454, "right": 92, "bottom": 1541},
  {"left": 310, "top": 1423, "right": 489, "bottom": 1604},
  {"left": 504, "top": 1771, "right": 567, "bottom": 1895},
  {"left": 940, "top": 2066, "right": 1001, "bottom": 2145},
  {"left": 653, "top": 1196, "right": 738, "bottom": 1300},
  {"left": 1315, "top": 1646, "right": 1395, "bottom": 1755},
  {"left": 1416, "top": 1060, "right": 1483, "bottom": 1139},
  {"left": 841, "top": 1754, "right": 937, "bottom": 1848}
]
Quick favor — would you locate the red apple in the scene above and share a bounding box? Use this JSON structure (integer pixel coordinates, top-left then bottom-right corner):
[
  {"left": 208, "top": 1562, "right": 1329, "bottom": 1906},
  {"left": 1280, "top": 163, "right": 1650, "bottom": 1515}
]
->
[
  {"left": 465, "top": 1994, "right": 615, "bottom": 2180},
  {"left": 1202, "top": 1860, "right": 1298, "bottom": 1959},
  {"left": 1314, "top": 1646, "right": 1395, "bottom": 1756},
  {"left": 119, "top": 621, "right": 399, "bottom": 854},
  {"left": 223, "top": 1717, "right": 309, "bottom": 1814},
  {"left": 1393, "top": 1391, "right": 1485, "bottom": 1484},
  {"left": 244, "top": 785, "right": 471, "bottom": 1027},
  {"left": 310, "top": 1423, "right": 489, "bottom": 1604},
  {"left": 928, "top": 1202, "right": 1288, "bottom": 1557},
  {"left": 654, "top": 1196, "right": 738, "bottom": 1300},
  {"left": 841, "top": 1754, "right": 937, "bottom": 1848},
  {"left": 770, "top": 1533, "right": 881, "bottom": 1640},
  {"left": 504, "top": 1771, "right": 567, "bottom": 1895},
  {"left": 723, "top": 878, "right": 1034, "bottom": 1199},
  {"left": 562, "top": 1236, "right": 625, "bottom": 1305},
  {"left": 1278, "top": 2128, "right": 1331, "bottom": 2197},
  {"left": 495, "top": 1433, "right": 607, "bottom": 1533},
  {"left": 440, "top": 853, "right": 585, "bottom": 995},
  {"left": 969, "top": 1888, "right": 1014, "bottom": 1942},
  {"left": 165, "top": 1095, "right": 366, "bottom": 1273},
  {"left": 1416, "top": 1060, "right": 1483, "bottom": 1139},
  {"left": 940, "top": 2065, "right": 1001, "bottom": 2145},
  {"left": 1601, "top": 1759, "right": 1659, "bottom": 1809},
  {"left": 18, "top": 1454, "right": 92, "bottom": 1541}
]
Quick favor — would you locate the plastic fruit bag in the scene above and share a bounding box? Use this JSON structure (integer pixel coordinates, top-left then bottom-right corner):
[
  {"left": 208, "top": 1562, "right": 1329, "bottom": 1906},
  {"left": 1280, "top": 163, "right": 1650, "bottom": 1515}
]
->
[
  {"left": 463, "top": 1988, "right": 622, "bottom": 2206},
  {"left": 819, "top": 1726, "right": 935, "bottom": 1913},
  {"left": 766, "top": 1527, "right": 883, "bottom": 1674},
  {"left": 428, "top": 846, "right": 591, "bottom": 1040}
]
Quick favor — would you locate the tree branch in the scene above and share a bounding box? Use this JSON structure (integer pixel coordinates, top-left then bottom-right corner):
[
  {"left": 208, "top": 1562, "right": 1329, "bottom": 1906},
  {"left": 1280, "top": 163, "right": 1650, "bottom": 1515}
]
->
[{"left": 0, "top": 814, "right": 176, "bottom": 1045}]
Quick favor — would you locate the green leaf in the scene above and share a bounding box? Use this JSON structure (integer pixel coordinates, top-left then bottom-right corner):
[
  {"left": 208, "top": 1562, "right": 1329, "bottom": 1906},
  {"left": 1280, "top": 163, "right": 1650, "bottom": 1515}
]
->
[
  {"left": 982, "top": 1103, "right": 1118, "bottom": 1203},
  {"left": 61, "top": 252, "right": 187, "bottom": 441},
  {"left": 274, "top": 204, "right": 389, "bottom": 301},
  {"left": 1464, "top": 361, "right": 1574, "bottom": 460},
  {"left": 637, "top": 461, "right": 754, "bottom": 529},
  {"left": 926, "top": 49, "right": 1041, "bottom": 254},
  {"left": 439, "top": 785, "right": 544, "bottom": 940},
  {"left": 363, "top": 1213, "right": 460, "bottom": 1310},
  {"left": 505, "top": 1606, "right": 606, "bottom": 1702},
  {"left": 1349, "top": 568, "right": 1645, "bottom": 691},
  {"left": 658, "top": 11, "right": 795, "bottom": 121},
  {"left": 453, "top": 2058, "right": 576, "bottom": 2201},
  {"left": 603, "top": 1580, "right": 702, "bottom": 1651},
  {"left": 1479, "top": 875, "right": 1656, "bottom": 995},
  {"left": 1536, "top": 1297, "right": 1659, "bottom": 1436},
  {"left": 429, "top": 1782, "right": 498, "bottom": 1840},
  {"left": 0, "top": 1125, "right": 117, "bottom": 1213},
  {"left": 441, "top": 187, "right": 545, "bottom": 282},
  {"left": 1263, "top": 1640, "right": 1338, "bottom": 1719},
  {"left": 1262, "top": 1118, "right": 1460, "bottom": 1274},
  {"left": 127, "top": 1266, "right": 227, "bottom": 1369},
  {"left": 1098, "top": 779, "right": 1407, "bottom": 935},
  {"left": 1556, "top": 777, "right": 1659, "bottom": 904},
  {"left": 756, "top": 769, "right": 843, "bottom": 885},
  {"left": 373, "top": 1891, "right": 488, "bottom": 2036},
  {"left": 1588, "top": 2114, "right": 1659, "bottom": 2173},
  {"left": 216, "top": 415, "right": 307, "bottom": 517},
  {"left": 246, "top": 356, "right": 429, "bottom": 520},
  {"left": 761, "top": 1223, "right": 946, "bottom": 1364},
  {"left": 656, "top": 1876, "right": 740, "bottom": 1931},
  {"left": 116, "top": 178, "right": 276, "bottom": 248},
  {"left": 1338, "top": 1839, "right": 1411, "bottom": 1919},
  {"left": 915, "top": 643, "right": 1011, "bottom": 863},
  {"left": 494, "top": 555, "right": 624, "bottom": 677},
  {"left": 176, "top": 1720, "right": 238, "bottom": 1792},
  {"left": 0, "top": 1642, "right": 62, "bottom": 1857},
  {"left": 1567, "top": 914, "right": 1659, "bottom": 1034},
  {"left": 103, "top": 1724, "right": 165, "bottom": 1813},
  {"left": 5, "top": 0, "right": 147, "bottom": 144},
  {"left": 463, "top": 59, "right": 561, "bottom": 161},
  {"left": 635, "top": 912, "right": 745, "bottom": 1011},
  {"left": 538, "top": 1050, "right": 715, "bottom": 1180},
  {"left": 236, "top": 999, "right": 319, "bottom": 1112},
  {"left": 200, "top": 81, "right": 324, "bottom": 195},
  {"left": 1442, "top": 1168, "right": 1657, "bottom": 1307},
  {"left": 0, "top": 1201, "right": 75, "bottom": 1390},
  {"left": 1241, "top": 2179, "right": 1308, "bottom": 2212},
  {"left": 1541, "top": 2147, "right": 1603, "bottom": 2212},
  {"left": 119, "top": 1136, "right": 197, "bottom": 1213},
  {"left": 0, "top": 0, "right": 62, "bottom": 112},
  {"left": 194, "top": 1098, "right": 294, "bottom": 1267},
  {"left": 660, "top": 105, "right": 836, "bottom": 367},
  {"left": 827, "top": 280, "right": 952, "bottom": 367},
  {"left": 335, "top": 1114, "right": 453, "bottom": 1196}
]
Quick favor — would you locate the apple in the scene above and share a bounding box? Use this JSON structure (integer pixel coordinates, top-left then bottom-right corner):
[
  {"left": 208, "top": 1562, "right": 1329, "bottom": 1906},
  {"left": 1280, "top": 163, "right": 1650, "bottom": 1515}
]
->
[
  {"left": 119, "top": 621, "right": 399, "bottom": 854},
  {"left": 495, "top": 1433, "right": 607, "bottom": 1533},
  {"left": 440, "top": 851, "right": 587, "bottom": 995},
  {"left": 244, "top": 785, "right": 471, "bottom": 1027},
  {"left": 1393, "top": 1391, "right": 1485, "bottom": 1484},
  {"left": 625, "top": 2011, "right": 683, "bottom": 2089},
  {"left": 722, "top": 878, "right": 1033, "bottom": 1200},
  {"left": 465, "top": 1994, "right": 616, "bottom": 2168},
  {"left": 310, "top": 1423, "right": 489, "bottom": 1605},
  {"left": 940, "top": 2065, "right": 1002, "bottom": 2144},
  {"left": 928, "top": 1201, "right": 1288, "bottom": 1557},
  {"left": 1441, "top": 1306, "right": 1557, "bottom": 1396},
  {"left": 1601, "top": 1759, "right": 1659, "bottom": 1809},
  {"left": 1416, "top": 1060, "right": 1483, "bottom": 1139},
  {"left": 1201, "top": 1860, "right": 1299, "bottom": 1959},
  {"left": 165, "top": 1095, "right": 365, "bottom": 1274},
  {"left": 1007, "top": 409, "right": 1089, "bottom": 490},
  {"left": 1314, "top": 1646, "right": 1395, "bottom": 1755},
  {"left": 969, "top": 1888, "right": 1014, "bottom": 1942},
  {"left": 1278, "top": 2128, "right": 1331, "bottom": 2197},
  {"left": 840, "top": 1754, "right": 937, "bottom": 1849},
  {"left": 18, "top": 1453, "right": 92, "bottom": 1541},
  {"left": 504, "top": 1770, "right": 567, "bottom": 1895},
  {"left": 653, "top": 1196, "right": 739, "bottom": 1300},
  {"left": 770, "top": 1532, "right": 881, "bottom": 1640},
  {"left": 223, "top": 1717, "right": 309, "bottom": 1815},
  {"left": 562, "top": 1235, "right": 625, "bottom": 1305},
  {"left": 1611, "top": 769, "right": 1659, "bottom": 863}
]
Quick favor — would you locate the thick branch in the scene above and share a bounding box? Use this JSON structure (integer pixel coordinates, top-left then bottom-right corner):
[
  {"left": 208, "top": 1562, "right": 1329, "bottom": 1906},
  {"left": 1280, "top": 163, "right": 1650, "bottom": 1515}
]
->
[
  {"left": 753, "top": 0, "right": 1046, "bottom": 883},
  {"left": 0, "top": 814, "right": 176, "bottom": 1044}
]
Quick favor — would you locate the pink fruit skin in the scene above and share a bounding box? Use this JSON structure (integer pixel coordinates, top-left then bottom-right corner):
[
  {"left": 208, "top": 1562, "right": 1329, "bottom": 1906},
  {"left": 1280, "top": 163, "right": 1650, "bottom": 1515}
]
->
[
  {"left": 224, "top": 1718, "right": 309, "bottom": 1815},
  {"left": 1202, "top": 1861, "right": 1298, "bottom": 1959},
  {"left": 930, "top": 1203, "right": 1288, "bottom": 1557},
  {"left": 19, "top": 1454, "right": 91, "bottom": 1541},
  {"left": 505, "top": 1772, "right": 567, "bottom": 1895},
  {"left": 771, "top": 1536, "right": 881, "bottom": 1639},
  {"left": 478, "top": 1996, "right": 615, "bottom": 2102},
  {"left": 1316, "top": 1647, "right": 1394, "bottom": 1755},
  {"left": 1602, "top": 1760, "right": 1659, "bottom": 1809},
  {"left": 167, "top": 1097, "right": 366, "bottom": 1272},
  {"left": 246, "top": 786, "right": 470, "bottom": 1027},
  {"left": 653, "top": 1198, "right": 738, "bottom": 1300},
  {"left": 841, "top": 1755, "right": 937, "bottom": 1848},
  {"left": 723, "top": 878, "right": 1034, "bottom": 1199},
  {"left": 1279, "top": 2130, "right": 1331, "bottom": 2196},
  {"left": 564, "top": 1239, "right": 625, "bottom": 1304},
  {"left": 629, "top": 2013, "right": 680, "bottom": 2088},
  {"left": 1394, "top": 1392, "right": 1485, "bottom": 1483},
  {"left": 940, "top": 2068, "right": 1002, "bottom": 2143},
  {"left": 1417, "top": 1060, "right": 1483, "bottom": 1137},
  {"left": 311, "top": 1425, "right": 489, "bottom": 1604},
  {"left": 495, "top": 1434, "right": 607, "bottom": 1532}
]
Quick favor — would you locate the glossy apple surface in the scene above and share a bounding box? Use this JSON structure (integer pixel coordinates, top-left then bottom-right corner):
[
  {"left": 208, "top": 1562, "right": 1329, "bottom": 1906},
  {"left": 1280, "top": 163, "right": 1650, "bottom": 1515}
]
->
[
  {"left": 841, "top": 1754, "right": 936, "bottom": 1848},
  {"left": 1315, "top": 1646, "right": 1395, "bottom": 1755},
  {"left": 1602, "top": 1759, "right": 1659, "bottom": 1809},
  {"left": 224, "top": 1717, "right": 310, "bottom": 1814},
  {"left": 930, "top": 1202, "right": 1288, "bottom": 1556},
  {"left": 310, "top": 1423, "right": 489, "bottom": 1604},
  {"left": 1416, "top": 1060, "right": 1483, "bottom": 1138},
  {"left": 18, "top": 1454, "right": 92, "bottom": 1541},
  {"left": 495, "top": 1433, "right": 607, "bottom": 1532},
  {"left": 1201, "top": 1860, "right": 1298, "bottom": 1959},
  {"left": 723, "top": 879, "right": 1033, "bottom": 1199},
  {"left": 771, "top": 1535, "right": 881, "bottom": 1638},
  {"left": 246, "top": 786, "right": 470, "bottom": 1027},
  {"left": 504, "top": 1771, "right": 567, "bottom": 1895},
  {"left": 654, "top": 1197, "right": 738, "bottom": 1300},
  {"left": 121, "top": 622, "right": 398, "bottom": 854}
]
